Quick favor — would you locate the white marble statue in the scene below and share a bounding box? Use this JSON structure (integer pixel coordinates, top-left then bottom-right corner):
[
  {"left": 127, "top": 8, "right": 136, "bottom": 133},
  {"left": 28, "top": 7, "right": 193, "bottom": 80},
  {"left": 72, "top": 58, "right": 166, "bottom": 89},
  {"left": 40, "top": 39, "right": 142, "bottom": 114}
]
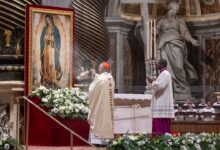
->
[{"left": 156, "top": 2, "right": 200, "bottom": 100}]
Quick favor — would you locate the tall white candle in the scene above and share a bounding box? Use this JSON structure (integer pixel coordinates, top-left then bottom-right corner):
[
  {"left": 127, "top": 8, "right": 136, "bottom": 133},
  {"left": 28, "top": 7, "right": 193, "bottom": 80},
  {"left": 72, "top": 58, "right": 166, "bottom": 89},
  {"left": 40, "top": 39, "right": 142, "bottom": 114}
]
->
[
  {"left": 154, "top": 19, "right": 157, "bottom": 59},
  {"left": 147, "top": 21, "right": 150, "bottom": 60},
  {"left": 150, "top": 20, "right": 153, "bottom": 59}
]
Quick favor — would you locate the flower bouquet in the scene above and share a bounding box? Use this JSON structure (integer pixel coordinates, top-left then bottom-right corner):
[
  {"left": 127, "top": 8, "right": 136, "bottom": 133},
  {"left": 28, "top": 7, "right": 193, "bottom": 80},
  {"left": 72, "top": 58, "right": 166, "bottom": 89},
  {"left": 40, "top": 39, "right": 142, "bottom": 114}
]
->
[
  {"left": 0, "top": 134, "right": 22, "bottom": 150},
  {"left": 30, "top": 86, "right": 89, "bottom": 120},
  {"left": 26, "top": 86, "right": 90, "bottom": 146}
]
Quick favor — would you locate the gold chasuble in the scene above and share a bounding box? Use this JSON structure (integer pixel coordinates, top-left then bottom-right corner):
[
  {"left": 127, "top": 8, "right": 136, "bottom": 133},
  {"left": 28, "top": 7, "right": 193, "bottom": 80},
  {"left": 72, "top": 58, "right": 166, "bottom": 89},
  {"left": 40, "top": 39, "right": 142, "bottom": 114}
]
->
[{"left": 88, "top": 72, "right": 115, "bottom": 139}]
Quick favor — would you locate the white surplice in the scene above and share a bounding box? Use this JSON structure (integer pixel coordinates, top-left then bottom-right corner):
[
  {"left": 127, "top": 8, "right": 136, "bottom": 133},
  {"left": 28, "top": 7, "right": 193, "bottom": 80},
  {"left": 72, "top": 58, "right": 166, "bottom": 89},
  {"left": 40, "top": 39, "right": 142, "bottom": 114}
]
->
[
  {"left": 150, "top": 70, "right": 174, "bottom": 118},
  {"left": 88, "top": 72, "right": 115, "bottom": 139}
]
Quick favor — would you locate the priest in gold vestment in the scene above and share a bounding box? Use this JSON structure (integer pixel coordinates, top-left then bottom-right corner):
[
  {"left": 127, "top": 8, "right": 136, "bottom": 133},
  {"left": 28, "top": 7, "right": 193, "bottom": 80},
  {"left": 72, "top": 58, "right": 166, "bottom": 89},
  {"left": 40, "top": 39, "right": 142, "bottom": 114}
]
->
[{"left": 88, "top": 62, "right": 115, "bottom": 139}]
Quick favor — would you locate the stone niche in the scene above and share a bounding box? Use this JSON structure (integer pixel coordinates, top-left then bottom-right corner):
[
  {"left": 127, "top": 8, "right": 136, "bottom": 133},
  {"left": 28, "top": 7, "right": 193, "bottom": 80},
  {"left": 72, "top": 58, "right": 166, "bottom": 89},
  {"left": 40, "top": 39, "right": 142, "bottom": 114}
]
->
[
  {"left": 187, "top": 18, "right": 220, "bottom": 101},
  {"left": 106, "top": 17, "right": 146, "bottom": 94}
]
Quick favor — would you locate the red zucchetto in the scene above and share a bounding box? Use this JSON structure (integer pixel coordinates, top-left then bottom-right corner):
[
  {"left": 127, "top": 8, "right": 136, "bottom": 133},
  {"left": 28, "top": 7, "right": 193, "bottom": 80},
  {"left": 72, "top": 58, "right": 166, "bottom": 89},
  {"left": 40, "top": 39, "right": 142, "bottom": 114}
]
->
[{"left": 103, "top": 62, "right": 110, "bottom": 70}]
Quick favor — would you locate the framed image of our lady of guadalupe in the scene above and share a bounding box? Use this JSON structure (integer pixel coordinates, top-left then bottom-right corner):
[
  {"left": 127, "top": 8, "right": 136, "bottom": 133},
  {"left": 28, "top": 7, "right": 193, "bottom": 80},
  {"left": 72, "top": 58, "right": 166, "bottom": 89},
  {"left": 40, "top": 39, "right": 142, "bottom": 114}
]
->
[{"left": 25, "top": 5, "right": 75, "bottom": 95}]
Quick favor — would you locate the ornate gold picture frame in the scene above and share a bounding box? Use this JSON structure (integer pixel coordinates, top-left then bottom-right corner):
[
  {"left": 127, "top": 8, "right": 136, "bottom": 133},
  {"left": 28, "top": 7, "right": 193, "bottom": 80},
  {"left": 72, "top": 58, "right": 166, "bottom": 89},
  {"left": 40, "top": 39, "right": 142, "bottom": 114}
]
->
[{"left": 25, "top": 5, "right": 74, "bottom": 95}]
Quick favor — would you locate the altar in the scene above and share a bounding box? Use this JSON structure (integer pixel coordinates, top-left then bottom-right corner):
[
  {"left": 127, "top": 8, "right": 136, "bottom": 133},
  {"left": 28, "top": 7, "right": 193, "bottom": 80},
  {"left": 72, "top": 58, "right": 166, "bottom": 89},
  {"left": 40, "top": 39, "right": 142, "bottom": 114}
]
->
[
  {"left": 23, "top": 93, "right": 152, "bottom": 146},
  {"left": 114, "top": 94, "right": 152, "bottom": 134}
]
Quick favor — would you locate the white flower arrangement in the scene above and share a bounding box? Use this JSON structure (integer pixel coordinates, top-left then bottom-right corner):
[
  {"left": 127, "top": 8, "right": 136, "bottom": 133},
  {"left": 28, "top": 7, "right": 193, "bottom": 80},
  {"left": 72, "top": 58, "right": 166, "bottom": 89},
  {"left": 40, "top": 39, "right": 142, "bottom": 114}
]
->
[
  {"left": 31, "top": 86, "right": 89, "bottom": 120},
  {"left": 0, "top": 134, "right": 21, "bottom": 150},
  {"left": 0, "top": 106, "right": 22, "bottom": 150},
  {"left": 105, "top": 133, "right": 220, "bottom": 150}
]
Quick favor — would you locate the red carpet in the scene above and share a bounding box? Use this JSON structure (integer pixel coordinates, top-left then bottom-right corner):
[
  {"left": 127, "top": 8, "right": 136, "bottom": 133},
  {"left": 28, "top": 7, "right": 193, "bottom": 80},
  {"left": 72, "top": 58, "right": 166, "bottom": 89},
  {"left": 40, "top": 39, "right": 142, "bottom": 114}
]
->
[
  {"left": 22, "top": 146, "right": 106, "bottom": 150},
  {"left": 25, "top": 97, "right": 90, "bottom": 146}
]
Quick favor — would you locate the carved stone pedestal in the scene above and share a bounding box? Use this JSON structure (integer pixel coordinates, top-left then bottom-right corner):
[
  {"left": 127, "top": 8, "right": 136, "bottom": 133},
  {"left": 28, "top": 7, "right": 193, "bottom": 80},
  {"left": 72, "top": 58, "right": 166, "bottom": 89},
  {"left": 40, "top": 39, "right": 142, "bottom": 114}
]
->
[{"left": 0, "top": 81, "right": 24, "bottom": 138}]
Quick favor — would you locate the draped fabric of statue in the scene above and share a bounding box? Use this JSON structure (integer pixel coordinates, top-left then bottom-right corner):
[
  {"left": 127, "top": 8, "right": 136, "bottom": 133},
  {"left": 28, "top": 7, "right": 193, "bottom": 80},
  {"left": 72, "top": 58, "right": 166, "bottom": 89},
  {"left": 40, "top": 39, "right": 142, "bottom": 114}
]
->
[
  {"left": 156, "top": 2, "right": 200, "bottom": 99},
  {"left": 157, "top": 17, "right": 198, "bottom": 96},
  {"left": 40, "top": 15, "right": 62, "bottom": 85}
]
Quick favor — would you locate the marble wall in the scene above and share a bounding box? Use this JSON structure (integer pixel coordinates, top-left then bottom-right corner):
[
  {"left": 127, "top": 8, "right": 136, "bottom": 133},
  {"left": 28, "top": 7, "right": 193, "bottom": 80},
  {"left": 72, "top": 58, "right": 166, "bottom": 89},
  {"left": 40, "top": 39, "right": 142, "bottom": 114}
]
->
[
  {"left": 185, "top": 19, "right": 220, "bottom": 100},
  {"left": 106, "top": 18, "right": 146, "bottom": 93}
]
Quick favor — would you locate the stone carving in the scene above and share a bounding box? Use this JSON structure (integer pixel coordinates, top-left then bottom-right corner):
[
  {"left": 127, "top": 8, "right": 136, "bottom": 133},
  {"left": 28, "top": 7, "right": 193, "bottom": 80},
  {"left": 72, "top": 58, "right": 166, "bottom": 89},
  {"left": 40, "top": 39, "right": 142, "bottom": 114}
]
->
[
  {"left": 121, "top": 4, "right": 141, "bottom": 15},
  {"left": 14, "top": 28, "right": 24, "bottom": 55},
  {"left": 156, "top": 0, "right": 186, "bottom": 16},
  {"left": 0, "top": 0, "right": 40, "bottom": 55},
  {"left": 200, "top": 0, "right": 220, "bottom": 14},
  {"left": 0, "top": 104, "right": 12, "bottom": 136},
  {"left": 202, "top": 0, "right": 215, "bottom": 5},
  {"left": 205, "top": 39, "right": 220, "bottom": 87},
  {"left": 0, "top": 28, "right": 24, "bottom": 55},
  {"left": 4, "top": 30, "right": 12, "bottom": 47},
  {"left": 156, "top": 2, "right": 200, "bottom": 100},
  {"left": 124, "top": 38, "right": 133, "bottom": 92}
]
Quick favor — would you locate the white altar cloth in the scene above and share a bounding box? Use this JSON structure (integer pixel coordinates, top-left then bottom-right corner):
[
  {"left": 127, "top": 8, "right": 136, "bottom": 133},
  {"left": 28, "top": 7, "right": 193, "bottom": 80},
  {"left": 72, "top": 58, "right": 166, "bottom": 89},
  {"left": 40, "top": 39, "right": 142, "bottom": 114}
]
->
[{"left": 114, "top": 94, "right": 152, "bottom": 134}]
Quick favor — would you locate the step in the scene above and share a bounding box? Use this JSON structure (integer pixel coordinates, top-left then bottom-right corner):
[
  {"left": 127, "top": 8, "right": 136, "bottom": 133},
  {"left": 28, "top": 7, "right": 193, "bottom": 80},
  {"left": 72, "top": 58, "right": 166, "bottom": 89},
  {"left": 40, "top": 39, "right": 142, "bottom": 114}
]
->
[{"left": 22, "top": 146, "right": 106, "bottom": 150}]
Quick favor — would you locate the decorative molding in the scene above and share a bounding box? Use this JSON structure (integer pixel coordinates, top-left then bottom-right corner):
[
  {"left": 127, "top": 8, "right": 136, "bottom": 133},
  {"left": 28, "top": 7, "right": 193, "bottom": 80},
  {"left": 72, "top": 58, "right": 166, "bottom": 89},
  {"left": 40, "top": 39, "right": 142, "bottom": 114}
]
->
[
  {"left": 0, "top": 65, "right": 24, "bottom": 72},
  {"left": 0, "top": 28, "right": 24, "bottom": 55},
  {"left": 200, "top": 0, "right": 220, "bottom": 15},
  {"left": 204, "top": 38, "right": 220, "bottom": 87},
  {"left": 0, "top": 0, "right": 41, "bottom": 31},
  {"left": 202, "top": 0, "right": 215, "bottom": 5}
]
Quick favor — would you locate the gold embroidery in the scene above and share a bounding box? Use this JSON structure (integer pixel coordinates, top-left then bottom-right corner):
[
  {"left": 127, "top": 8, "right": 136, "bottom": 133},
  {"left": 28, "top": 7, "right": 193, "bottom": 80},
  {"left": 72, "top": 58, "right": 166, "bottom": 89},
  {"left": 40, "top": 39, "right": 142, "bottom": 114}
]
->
[{"left": 108, "top": 77, "right": 114, "bottom": 130}]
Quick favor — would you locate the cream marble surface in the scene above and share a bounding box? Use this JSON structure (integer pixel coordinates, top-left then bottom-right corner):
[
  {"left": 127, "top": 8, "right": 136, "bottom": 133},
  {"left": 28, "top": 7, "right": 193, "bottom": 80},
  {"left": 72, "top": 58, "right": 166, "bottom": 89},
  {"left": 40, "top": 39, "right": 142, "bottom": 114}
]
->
[{"left": 114, "top": 105, "right": 152, "bottom": 134}]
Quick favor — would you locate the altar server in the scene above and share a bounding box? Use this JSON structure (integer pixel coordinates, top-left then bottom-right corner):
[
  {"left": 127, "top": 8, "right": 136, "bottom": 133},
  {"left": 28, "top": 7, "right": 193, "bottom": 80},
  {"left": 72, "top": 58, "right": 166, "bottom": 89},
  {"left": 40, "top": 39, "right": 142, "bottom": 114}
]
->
[{"left": 147, "top": 59, "right": 174, "bottom": 135}]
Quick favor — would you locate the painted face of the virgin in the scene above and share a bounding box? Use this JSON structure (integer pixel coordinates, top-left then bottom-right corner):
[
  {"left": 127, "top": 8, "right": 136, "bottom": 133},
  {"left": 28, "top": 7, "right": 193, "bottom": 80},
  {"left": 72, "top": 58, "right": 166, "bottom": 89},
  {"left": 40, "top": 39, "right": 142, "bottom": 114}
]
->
[{"left": 45, "top": 16, "right": 52, "bottom": 26}]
